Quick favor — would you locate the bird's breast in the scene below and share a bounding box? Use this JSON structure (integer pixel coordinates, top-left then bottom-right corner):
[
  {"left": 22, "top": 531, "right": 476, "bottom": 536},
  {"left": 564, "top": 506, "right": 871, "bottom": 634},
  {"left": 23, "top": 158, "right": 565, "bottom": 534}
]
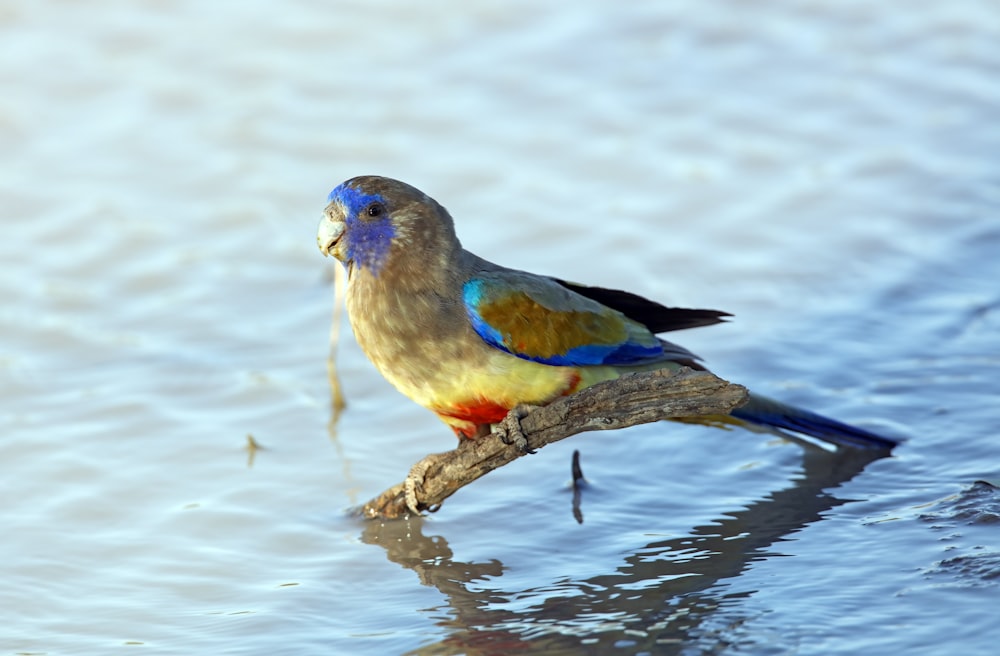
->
[{"left": 345, "top": 275, "right": 585, "bottom": 415}]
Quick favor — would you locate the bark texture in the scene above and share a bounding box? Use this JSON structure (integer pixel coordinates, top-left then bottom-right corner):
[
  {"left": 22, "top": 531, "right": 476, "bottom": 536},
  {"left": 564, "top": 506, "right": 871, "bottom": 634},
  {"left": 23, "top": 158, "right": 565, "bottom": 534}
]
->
[{"left": 358, "top": 367, "right": 748, "bottom": 519}]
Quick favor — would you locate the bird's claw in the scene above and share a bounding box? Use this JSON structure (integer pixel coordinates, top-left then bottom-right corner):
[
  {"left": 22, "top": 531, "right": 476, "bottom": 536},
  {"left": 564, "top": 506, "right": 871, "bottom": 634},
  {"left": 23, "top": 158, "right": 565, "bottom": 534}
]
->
[
  {"left": 404, "top": 453, "right": 449, "bottom": 516},
  {"left": 404, "top": 459, "right": 431, "bottom": 516},
  {"left": 493, "top": 405, "right": 540, "bottom": 454}
]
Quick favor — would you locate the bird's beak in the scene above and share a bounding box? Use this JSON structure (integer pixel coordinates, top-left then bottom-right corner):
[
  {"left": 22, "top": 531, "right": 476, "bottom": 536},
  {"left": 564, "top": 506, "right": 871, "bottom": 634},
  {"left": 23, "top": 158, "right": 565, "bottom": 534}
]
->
[{"left": 317, "top": 211, "right": 346, "bottom": 259}]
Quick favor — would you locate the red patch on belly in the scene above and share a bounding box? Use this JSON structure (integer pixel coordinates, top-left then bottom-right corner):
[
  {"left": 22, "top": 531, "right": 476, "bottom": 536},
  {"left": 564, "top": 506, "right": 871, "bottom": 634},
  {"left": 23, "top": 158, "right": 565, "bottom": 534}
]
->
[
  {"left": 439, "top": 400, "right": 512, "bottom": 438},
  {"left": 438, "top": 372, "right": 582, "bottom": 439},
  {"left": 561, "top": 371, "right": 582, "bottom": 396},
  {"left": 442, "top": 401, "right": 511, "bottom": 426}
]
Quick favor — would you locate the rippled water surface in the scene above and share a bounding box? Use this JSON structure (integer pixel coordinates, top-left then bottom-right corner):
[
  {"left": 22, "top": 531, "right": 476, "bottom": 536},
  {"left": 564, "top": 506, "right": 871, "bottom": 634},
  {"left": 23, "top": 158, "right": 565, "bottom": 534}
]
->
[{"left": 4, "top": 1, "right": 1000, "bottom": 654}]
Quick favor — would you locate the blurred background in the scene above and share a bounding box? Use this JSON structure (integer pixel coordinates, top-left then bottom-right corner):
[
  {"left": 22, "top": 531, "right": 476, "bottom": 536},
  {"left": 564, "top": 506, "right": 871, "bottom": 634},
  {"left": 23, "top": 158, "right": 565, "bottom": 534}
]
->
[{"left": 2, "top": 1, "right": 999, "bottom": 654}]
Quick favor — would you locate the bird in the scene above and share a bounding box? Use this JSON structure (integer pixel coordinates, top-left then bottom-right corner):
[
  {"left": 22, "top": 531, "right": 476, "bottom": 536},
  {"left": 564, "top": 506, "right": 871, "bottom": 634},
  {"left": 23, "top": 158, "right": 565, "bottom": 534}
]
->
[{"left": 317, "top": 175, "right": 896, "bottom": 452}]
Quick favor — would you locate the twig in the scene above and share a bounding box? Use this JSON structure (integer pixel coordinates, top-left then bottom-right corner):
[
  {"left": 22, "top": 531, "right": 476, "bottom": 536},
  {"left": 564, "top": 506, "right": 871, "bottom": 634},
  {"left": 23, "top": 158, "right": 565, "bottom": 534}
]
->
[
  {"left": 571, "top": 450, "right": 585, "bottom": 524},
  {"left": 326, "top": 263, "right": 347, "bottom": 416},
  {"left": 356, "top": 367, "right": 748, "bottom": 520}
]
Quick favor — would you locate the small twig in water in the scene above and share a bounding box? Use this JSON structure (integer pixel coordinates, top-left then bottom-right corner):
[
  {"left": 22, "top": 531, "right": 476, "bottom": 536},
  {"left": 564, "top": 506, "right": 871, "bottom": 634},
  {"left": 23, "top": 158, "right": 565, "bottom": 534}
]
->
[{"left": 571, "top": 449, "right": 585, "bottom": 524}]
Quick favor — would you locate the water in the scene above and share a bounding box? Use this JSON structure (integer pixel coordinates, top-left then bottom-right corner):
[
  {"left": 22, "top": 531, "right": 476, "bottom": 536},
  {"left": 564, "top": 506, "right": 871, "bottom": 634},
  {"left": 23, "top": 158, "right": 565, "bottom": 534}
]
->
[{"left": 3, "top": 1, "right": 999, "bottom": 654}]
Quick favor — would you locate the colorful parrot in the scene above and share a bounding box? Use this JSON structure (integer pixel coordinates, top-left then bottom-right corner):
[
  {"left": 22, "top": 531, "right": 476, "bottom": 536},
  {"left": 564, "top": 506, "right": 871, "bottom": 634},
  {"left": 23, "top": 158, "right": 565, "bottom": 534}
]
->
[{"left": 317, "top": 175, "right": 896, "bottom": 451}]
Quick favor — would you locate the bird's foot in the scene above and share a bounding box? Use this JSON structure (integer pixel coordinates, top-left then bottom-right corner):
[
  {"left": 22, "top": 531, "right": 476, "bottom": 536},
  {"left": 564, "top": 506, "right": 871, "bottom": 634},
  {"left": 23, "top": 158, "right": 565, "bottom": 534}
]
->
[
  {"left": 493, "top": 404, "right": 540, "bottom": 454},
  {"left": 403, "top": 453, "right": 446, "bottom": 516}
]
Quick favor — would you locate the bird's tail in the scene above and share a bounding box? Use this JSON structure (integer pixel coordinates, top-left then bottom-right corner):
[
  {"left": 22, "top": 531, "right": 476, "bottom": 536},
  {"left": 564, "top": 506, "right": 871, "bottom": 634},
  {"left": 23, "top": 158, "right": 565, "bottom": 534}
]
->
[{"left": 728, "top": 393, "right": 897, "bottom": 451}]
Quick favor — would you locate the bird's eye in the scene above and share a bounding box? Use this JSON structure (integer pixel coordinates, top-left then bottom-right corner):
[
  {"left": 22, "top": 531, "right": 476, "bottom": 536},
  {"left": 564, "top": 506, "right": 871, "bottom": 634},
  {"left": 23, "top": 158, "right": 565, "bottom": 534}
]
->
[{"left": 366, "top": 202, "right": 385, "bottom": 218}]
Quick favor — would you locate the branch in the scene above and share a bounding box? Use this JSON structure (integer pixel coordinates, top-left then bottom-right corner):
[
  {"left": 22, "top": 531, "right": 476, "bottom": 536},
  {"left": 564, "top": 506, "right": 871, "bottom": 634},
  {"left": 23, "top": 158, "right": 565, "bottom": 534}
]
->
[{"left": 356, "top": 367, "right": 748, "bottom": 520}]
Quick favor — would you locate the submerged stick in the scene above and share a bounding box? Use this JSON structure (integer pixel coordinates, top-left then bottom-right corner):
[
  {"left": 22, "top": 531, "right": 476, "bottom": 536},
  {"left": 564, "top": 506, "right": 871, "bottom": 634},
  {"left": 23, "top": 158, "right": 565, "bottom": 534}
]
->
[
  {"left": 358, "top": 368, "right": 748, "bottom": 520},
  {"left": 571, "top": 450, "right": 585, "bottom": 524},
  {"left": 326, "top": 263, "right": 348, "bottom": 416}
]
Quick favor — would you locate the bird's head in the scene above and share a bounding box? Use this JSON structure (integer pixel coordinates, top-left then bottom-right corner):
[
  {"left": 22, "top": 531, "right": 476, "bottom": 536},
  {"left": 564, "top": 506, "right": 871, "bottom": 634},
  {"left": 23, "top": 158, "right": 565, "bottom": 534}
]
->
[{"left": 318, "top": 176, "right": 458, "bottom": 280}]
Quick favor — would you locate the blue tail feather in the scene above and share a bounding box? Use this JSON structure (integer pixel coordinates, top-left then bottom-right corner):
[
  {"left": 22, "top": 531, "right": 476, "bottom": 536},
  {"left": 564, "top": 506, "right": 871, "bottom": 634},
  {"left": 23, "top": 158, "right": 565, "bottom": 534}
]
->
[{"left": 731, "top": 394, "right": 897, "bottom": 451}]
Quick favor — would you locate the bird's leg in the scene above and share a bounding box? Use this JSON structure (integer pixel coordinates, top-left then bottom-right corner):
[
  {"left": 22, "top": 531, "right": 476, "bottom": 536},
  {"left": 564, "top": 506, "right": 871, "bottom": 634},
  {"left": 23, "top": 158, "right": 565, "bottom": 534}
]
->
[
  {"left": 403, "top": 461, "right": 426, "bottom": 516},
  {"left": 493, "top": 404, "right": 541, "bottom": 454},
  {"left": 404, "top": 452, "right": 448, "bottom": 515},
  {"left": 469, "top": 424, "right": 493, "bottom": 439}
]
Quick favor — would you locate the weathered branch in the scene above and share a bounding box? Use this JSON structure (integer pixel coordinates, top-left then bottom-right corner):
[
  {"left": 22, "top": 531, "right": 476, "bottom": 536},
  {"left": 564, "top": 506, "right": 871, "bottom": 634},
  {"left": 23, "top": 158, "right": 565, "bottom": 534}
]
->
[{"left": 357, "top": 367, "right": 748, "bottom": 520}]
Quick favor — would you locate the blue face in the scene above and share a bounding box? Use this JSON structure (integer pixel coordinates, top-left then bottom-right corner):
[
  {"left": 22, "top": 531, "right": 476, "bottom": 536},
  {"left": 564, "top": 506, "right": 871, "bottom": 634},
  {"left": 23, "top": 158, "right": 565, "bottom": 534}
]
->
[{"left": 328, "top": 183, "right": 396, "bottom": 276}]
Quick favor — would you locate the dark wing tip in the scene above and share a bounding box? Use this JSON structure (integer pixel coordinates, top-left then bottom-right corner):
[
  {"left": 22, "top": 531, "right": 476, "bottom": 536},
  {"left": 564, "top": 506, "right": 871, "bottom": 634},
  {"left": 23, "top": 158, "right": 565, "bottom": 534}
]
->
[{"left": 553, "top": 278, "right": 731, "bottom": 333}]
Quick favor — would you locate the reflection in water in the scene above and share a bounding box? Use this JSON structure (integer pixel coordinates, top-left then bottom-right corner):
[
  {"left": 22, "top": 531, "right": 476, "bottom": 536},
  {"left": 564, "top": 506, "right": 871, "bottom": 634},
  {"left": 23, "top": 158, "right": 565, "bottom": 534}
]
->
[{"left": 362, "top": 447, "right": 888, "bottom": 655}]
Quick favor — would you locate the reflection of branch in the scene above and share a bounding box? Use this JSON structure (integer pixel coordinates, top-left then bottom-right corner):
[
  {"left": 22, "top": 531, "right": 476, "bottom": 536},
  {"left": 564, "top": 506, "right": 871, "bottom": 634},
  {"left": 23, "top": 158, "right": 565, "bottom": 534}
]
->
[
  {"left": 359, "top": 368, "right": 748, "bottom": 519},
  {"left": 361, "top": 445, "right": 890, "bottom": 653}
]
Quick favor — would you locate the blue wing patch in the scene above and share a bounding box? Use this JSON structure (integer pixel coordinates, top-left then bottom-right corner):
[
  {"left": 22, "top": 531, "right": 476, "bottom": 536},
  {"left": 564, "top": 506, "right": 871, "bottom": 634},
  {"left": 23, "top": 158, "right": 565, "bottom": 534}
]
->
[{"left": 463, "top": 275, "right": 664, "bottom": 366}]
